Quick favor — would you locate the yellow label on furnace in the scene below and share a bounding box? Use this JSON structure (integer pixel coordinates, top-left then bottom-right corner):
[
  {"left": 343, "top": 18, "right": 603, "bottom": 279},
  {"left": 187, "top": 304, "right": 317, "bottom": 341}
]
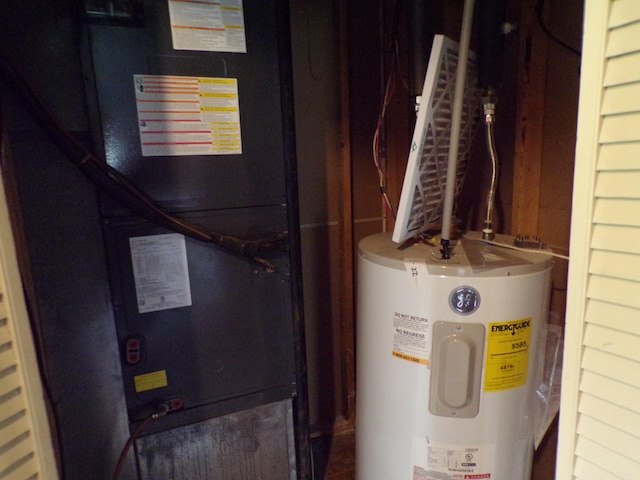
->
[
  {"left": 484, "top": 318, "right": 532, "bottom": 392},
  {"left": 134, "top": 370, "right": 168, "bottom": 393}
]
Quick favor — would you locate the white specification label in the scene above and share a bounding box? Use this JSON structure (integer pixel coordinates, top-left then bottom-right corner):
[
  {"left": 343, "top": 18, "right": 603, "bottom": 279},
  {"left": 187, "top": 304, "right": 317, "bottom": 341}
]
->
[
  {"left": 130, "top": 233, "right": 192, "bottom": 313},
  {"left": 412, "top": 438, "right": 494, "bottom": 479},
  {"left": 392, "top": 312, "right": 430, "bottom": 365},
  {"left": 168, "top": 0, "right": 246, "bottom": 53}
]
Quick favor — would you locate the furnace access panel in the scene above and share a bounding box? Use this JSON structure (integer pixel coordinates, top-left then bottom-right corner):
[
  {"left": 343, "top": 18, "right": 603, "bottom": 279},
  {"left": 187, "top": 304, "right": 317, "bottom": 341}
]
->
[
  {"left": 103, "top": 209, "right": 296, "bottom": 430},
  {"left": 84, "top": 0, "right": 302, "bottom": 433},
  {"left": 85, "top": 0, "right": 293, "bottom": 215}
]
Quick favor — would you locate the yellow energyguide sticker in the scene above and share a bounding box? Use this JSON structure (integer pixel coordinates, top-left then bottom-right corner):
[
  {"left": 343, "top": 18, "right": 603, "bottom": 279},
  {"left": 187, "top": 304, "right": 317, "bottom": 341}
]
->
[
  {"left": 134, "top": 370, "right": 168, "bottom": 393},
  {"left": 484, "top": 318, "right": 532, "bottom": 392}
]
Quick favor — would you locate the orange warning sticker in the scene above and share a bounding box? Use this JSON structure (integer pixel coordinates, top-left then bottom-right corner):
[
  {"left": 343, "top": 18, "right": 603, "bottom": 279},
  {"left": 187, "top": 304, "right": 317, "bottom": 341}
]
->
[
  {"left": 392, "top": 351, "right": 428, "bottom": 365},
  {"left": 484, "top": 318, "right": 532, "bottom": 392}
]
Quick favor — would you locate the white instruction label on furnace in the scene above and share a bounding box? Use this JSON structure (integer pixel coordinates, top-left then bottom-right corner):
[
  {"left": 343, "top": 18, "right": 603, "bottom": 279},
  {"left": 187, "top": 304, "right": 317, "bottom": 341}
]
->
[
  {"left": 130, "top": 233, "right": 192, "bottom": 314},
  {"left": 392, "top": 312, "right": 430, "bottom": 365},
  {"left": 168, "top": 0, "right": 246, "bottom": 53},
  {"left": 134, "top": 74, "right": 242, "bottom": 157},
  {"left": 412, "top": 437, "right": 494, "bottom": 479}
]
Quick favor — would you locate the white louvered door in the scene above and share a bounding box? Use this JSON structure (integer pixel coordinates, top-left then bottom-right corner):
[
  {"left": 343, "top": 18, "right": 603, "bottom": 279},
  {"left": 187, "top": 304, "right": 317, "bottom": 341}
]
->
[
  {"left": 0, "top": 169, "right": 58, "bottom": 478},
  {"left": 557, "top": 0, "right": 640, "bottom": 478}
]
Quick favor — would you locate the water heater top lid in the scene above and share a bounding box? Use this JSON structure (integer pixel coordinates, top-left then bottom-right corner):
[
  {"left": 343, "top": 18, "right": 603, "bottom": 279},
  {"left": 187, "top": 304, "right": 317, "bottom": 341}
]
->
[{"left": 359, "top": 231, "right": 553, "bottom": 278}]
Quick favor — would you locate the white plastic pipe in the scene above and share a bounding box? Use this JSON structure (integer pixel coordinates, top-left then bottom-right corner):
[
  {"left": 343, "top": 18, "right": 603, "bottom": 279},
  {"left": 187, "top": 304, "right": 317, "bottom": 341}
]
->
[{"left": 441, "top": 0, "right": 475, "bottom": 251}]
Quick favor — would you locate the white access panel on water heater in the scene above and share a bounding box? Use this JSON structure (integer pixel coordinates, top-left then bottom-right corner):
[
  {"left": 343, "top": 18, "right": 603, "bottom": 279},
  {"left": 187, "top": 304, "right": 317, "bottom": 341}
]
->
[{"left": 355, "top": 232, "right": 552, "bottom": 480}]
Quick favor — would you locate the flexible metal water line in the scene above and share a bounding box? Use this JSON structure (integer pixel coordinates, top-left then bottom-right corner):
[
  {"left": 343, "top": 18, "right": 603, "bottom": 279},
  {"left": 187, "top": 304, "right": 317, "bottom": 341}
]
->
[{"left": 483, "top": 94, "right": 498, "bottom": 240}]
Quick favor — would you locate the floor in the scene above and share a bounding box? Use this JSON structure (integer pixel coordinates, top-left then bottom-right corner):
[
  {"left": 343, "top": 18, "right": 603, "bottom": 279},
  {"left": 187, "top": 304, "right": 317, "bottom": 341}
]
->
[{"left": 311, "top": 430, "right": 356, "bottom": 480}]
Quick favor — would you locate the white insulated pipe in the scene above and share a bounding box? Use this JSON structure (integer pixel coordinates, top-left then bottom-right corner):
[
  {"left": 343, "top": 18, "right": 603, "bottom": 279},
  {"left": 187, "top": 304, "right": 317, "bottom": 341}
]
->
[{"left": 441, "top": 0, "right": 475, "bottom": 256}]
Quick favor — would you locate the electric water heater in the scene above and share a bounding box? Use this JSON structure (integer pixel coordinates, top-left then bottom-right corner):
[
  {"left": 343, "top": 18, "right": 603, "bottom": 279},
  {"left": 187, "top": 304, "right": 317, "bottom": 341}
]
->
[{"left": 355, "top": 231, "right": 552, "bottom": 480}]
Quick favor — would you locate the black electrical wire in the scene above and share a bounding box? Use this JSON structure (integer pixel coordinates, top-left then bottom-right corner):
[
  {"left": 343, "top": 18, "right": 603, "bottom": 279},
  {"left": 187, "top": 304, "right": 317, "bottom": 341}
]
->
[
  {"left": 0, "top": 44, "right": 287, "bottom": 271},
  {"left": 535, "top": 0, "right": 581, "bottom": 57}
]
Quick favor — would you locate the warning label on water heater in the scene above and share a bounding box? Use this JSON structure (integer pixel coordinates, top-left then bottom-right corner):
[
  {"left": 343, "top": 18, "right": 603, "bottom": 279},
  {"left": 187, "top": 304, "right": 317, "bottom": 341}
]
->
[
  {"left": 392, "top": 312, "right": 430, "bottom": 365},
  {"left": 412, "top": 437, "right": 494, "bottom": 479},
  {"left": 484, "top": 317, "right": 532, "bottom": 392}
]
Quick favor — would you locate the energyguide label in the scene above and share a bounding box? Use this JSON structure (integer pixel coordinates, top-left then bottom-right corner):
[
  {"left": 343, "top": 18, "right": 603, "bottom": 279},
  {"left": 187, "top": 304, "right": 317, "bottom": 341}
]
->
[{"left": 484, "top": 317, "right": 532, "bottom": 392}]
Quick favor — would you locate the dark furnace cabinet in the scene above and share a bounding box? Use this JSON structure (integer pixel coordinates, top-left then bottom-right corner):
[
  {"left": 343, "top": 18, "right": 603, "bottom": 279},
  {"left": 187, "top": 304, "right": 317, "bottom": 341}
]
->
[{"left": 0, "top": 1, "right": 310, "bottom": 478}]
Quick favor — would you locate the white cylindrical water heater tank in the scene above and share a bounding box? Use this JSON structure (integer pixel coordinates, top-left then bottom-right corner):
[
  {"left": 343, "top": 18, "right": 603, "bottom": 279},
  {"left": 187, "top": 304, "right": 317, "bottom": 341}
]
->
[{"left": 356, "top": 232, "right": 553, "bottom": 480}]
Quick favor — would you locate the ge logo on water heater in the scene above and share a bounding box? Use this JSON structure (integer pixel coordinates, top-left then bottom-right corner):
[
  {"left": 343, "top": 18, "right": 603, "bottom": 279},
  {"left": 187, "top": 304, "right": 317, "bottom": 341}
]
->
[{"left": 450, "top": 286, "right": 480, "bottom": 315}]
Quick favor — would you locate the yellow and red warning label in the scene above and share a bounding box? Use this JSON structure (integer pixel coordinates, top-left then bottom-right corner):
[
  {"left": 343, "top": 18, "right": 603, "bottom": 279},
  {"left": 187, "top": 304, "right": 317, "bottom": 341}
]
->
[
  {"left": 392, "top": 311, "right": 430, "bottom": 365},
  {"left": 484, "top": 318, "right": 532, "bottom": 392}
]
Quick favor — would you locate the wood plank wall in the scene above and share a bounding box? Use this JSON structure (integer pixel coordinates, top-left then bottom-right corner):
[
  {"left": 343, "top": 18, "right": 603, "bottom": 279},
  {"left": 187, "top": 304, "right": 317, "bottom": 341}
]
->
[{"left": 513, "top": 0, "right": 582, "bottom": 326}]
